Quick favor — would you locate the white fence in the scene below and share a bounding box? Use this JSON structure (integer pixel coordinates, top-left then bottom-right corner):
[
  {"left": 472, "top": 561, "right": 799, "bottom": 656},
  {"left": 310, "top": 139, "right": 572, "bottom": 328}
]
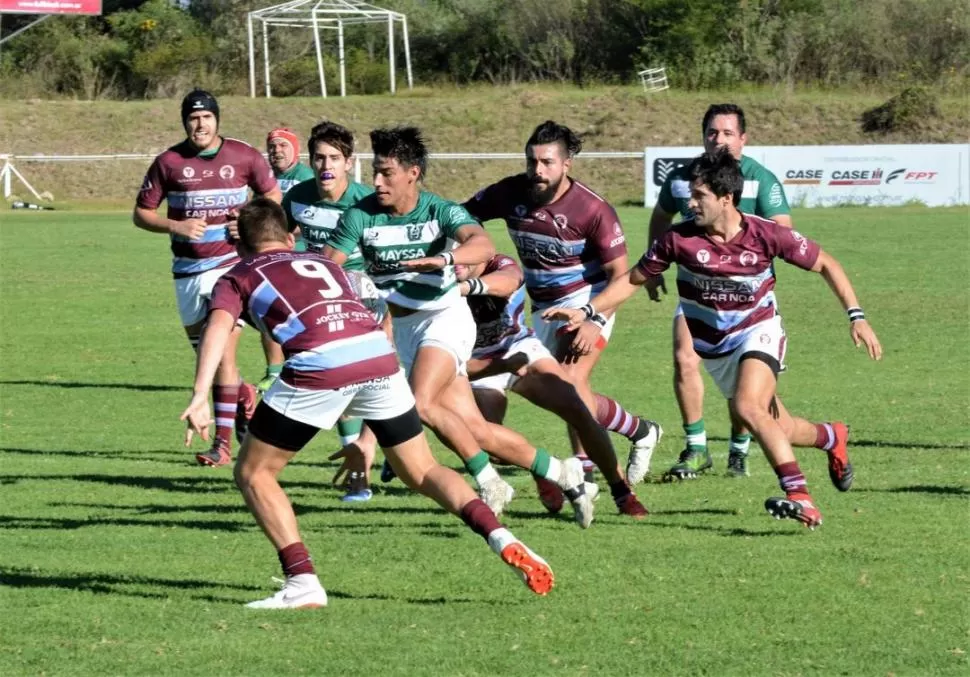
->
[{"left": 4, "top": 145, "right": 969, "bottom": 207}]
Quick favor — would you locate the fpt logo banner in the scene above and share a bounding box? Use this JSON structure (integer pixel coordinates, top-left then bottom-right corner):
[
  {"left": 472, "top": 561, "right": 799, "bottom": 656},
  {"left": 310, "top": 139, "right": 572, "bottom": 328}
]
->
[
  {"left": 644, "top": 144, "right": 968, "bottom": 208},
  {"left": 0, "top": 0, "right": 102, "bottom": 13}
]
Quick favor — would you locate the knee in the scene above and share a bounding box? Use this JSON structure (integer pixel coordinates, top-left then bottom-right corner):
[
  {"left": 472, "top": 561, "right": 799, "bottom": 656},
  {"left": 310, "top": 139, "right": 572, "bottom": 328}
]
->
[
  {"left": 674, "top": 344, "right": 701, "bottom": 373},
  {"left": 412, "top": 393, "right": 439, "bottom": 426},
  {"left": 732, "top": 399, "right": 768, "bottom": 430}
]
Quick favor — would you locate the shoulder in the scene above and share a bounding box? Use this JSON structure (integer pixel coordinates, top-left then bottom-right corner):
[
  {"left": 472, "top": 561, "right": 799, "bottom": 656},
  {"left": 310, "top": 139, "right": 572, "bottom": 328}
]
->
[
  {"left": 741, "top": 155, "right": 780, "bottom": 182},
  {"left": 473, "top": 174, "right": 527, "bottom": 200},
  {"left": 568, "top": 179, "right": 609, "bottom": 206},
  {"left": 222, "top": 137, "right": 265, "bottom": 161},
  {"left": 296, "top": 163, "right": 315, "bottom": 178},
  {"left": 487, "top": 253, "right": 521, "bottom": 274},
  {"left": 349, "top": 182, "right": 374, "bottom": 200}
]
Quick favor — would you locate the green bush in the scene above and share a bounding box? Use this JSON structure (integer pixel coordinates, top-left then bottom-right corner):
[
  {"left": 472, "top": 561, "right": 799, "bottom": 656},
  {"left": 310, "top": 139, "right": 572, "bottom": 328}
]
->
[{"left": 860, "top": 86, "right": 942, "bottom": 134}]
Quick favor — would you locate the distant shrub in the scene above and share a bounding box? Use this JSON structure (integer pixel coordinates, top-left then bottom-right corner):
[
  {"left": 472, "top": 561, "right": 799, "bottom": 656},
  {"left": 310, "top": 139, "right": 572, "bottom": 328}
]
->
[{"left": 860, "top": 87, "right": 941, "bottom": 134}]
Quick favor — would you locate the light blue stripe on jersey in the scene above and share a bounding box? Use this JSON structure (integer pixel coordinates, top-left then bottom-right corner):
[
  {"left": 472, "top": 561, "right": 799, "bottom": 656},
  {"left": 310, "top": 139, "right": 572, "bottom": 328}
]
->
[
  {"left": 524, "top": 261, "right": 602, "bottom": 289},
  {"left": 680, "top": 292, "right": 777, "bottom": 332},
  {"left": 172, "top": 252, "right": 236, "bottom": 275},
  {"left": 287, "top": 332, "right": 395, "bottom": 371},
  {"left": 172, "top": 225, "right": 229, "bottom": 244},
  {"left": 693, "top": 329, "right": 751, "bottom": 355},
  {"left": 510, "top": 229, "right": 586, "bottom": 256},
  {"left": 167, "top": 187, "right": 249, "bottom": 210},
  {"left": 249, "top": 281, "right": 308, "bottom": 343}
]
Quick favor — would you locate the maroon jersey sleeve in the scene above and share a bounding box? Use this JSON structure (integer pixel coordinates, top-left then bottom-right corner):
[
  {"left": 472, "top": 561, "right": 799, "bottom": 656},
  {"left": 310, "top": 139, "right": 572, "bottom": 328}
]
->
[
  {"left": 209, "top": 271, "right": 247, "bottom": 322},
  {"left": 586, "top": 202, "right": 628, "bottom": 265},
  {"left": 766, "top": 225, "right": 820, "bottom": 271},
  {"left": 246, "top": 147, "right": 279, "bottom": 196},
  {"left": 486, "top": 253, "right": 521, "bottom": 275},
  {"left": 636, "top": 231, "right": 675, "bottom": 278},
  {"left": 464, "top": 180, "right": 509, "bottom": 223},
  {"left": 136, "top": 156, "right": 167, "bottom": 210}
]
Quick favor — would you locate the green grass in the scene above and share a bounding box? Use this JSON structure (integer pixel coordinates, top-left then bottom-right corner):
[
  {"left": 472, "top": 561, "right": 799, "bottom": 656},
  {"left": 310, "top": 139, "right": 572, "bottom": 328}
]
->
[
  {"left": 1, "top": 206, "right": 968, "bottom": 676},
  {"left": 1, "top": 84, "right": 967, "bottom": 206}
]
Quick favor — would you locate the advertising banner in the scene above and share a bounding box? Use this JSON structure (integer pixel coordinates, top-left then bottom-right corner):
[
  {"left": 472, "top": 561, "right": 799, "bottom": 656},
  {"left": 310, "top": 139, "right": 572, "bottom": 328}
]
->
[
  {"left": 644, "top": 144, "right": 969, "bottom": 208},
  {"left": 0, "top": 0, "right": 102, "bottom": 14}
]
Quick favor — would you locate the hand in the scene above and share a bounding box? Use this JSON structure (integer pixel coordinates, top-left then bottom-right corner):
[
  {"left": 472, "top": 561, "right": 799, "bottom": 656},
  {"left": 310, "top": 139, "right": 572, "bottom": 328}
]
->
[
  {"left": 225, "top": 209, "right": 240, "bottom": 241},
  {"left": 398, "top": 256, "right": 446, "bottom": 272},
  {"left": 329, "top": 442, "right": 369, "bottom": 488},
  {"left": 850, "top": 320, "right": 883, "bottom": 360},
  {"left": 645, "top": 274, "right": 667, "bottom": 302},
  {"left": 180, "top": 391, "right": 212, "bottom": 446},
  {"left": 170, "top": 218, "right": 207, "bottom": 241},
  {"left": 565, "top": 321, "right": 603, "bottom": 363},
  {"left": 540, "top": 306, "right": 586, "bottom": 330}
]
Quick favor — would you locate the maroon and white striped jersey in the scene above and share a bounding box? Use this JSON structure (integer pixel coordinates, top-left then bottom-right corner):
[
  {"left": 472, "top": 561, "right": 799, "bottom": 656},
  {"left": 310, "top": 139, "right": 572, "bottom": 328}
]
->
[
  {"left": 209, "top": 250, "right": 399, "bottom": 390},
  {"left": 637, "top": 214, "right": 820, "bottom": 358}
]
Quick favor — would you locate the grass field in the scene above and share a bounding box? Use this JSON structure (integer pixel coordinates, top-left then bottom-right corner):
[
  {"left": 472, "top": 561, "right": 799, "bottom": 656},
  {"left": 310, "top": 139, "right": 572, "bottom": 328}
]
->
[{"left": 1, "top": 206, "right": 968, "bottom": 676}]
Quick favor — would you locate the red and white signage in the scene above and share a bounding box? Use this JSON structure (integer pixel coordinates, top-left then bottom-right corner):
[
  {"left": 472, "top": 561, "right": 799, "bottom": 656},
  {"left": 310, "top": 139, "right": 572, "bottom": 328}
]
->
[{"left": 0, "top": 0, "right": 102, "bottom": 14}]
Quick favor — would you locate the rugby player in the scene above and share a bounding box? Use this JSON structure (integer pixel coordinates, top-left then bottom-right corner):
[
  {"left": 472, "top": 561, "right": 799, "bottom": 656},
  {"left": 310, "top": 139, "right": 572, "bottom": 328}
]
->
[
  {"left": 457, "top": 255, "right": 649, "bottom": 518},
  {"left": 464, "top": 121, "right": 662, "bottom": 505},
  {"left": 281, "top": 121, "right": 377, "bottom": 500},
  {"left": 544, "top": 150, "right": 882, "bottom": 529},
  {"left": 134, "top": 89, "right": 281, "bottom": 467},
  {"left": 323, "top": 127, "right": 595, "bottom": 524},
  {"left": 181, "top": 198, "right": 555, "bottom": 607},
  {"left": 257, "top": 127, "right": 315, "bottom": 394},
  {"left": 647, "top": 103, "right": 833, "bottom": 479}
]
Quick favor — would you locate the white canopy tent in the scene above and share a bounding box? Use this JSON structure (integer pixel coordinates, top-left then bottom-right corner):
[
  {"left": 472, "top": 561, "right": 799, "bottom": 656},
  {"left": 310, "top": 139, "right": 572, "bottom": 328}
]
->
[{"left": 247, "top": 0, "right": 413, "bottom": 98}]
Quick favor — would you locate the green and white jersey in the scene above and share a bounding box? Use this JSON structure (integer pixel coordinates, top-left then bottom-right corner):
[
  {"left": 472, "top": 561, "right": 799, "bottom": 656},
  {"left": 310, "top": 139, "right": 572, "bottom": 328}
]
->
[
  {"left": 327, "top": 191, "right": 479, "bottom": 310},
  {"left": 657, "top": 155, "right": 790, "bottom": 220},
  {"left": 282, "top": 179, "right": 373, "bottom": 268},
  {"left": 274, "top": 162, "right": 315, "bottom": 195}
]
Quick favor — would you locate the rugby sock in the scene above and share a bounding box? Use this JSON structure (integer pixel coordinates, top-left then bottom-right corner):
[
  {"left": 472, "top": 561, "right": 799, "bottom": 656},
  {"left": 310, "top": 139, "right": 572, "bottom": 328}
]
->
[
  {"left": 212, "top": 384, "right": 239, "bottom": 447},
  {"left": 464, "top": 451, "right": 500, "bottom": 487},
  {"left": 278, "top": 542, "right": 315, "bottom": 577},
  {"left": 337, "top": 418, "right": 363, "bottom": 447},
  {"left": 608, "top": 479, "right": 633, "bottom": 505},
  {"left": 573, "top": 451, "right": 596, "bottom": 476},
  {"left": 594, "top": 394, "right": 643, "bottom": 440},
  {"left": 814, "top": 423, "right": 836, "bottom": 451},
  {"left": 529, "top": 448, "right": 563, "bottom": 483},
  {"left": 266, "top": 363, "right": 283, "bottom": 377},
  {"left": 774, "top": 461, "right": 808, "bottom": 494},
  {"left": 729, "top": 432, "right": 753, "bottom": 456},
  {"left": 460, "top": 498, "right": 503, "bottom": 540},
  {"left": 684, "top": 419, "right": 707, "bottom": 452}
]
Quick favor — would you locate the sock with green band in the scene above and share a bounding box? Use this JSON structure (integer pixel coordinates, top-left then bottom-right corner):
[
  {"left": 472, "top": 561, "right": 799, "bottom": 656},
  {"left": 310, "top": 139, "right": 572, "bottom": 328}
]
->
[
  {"left": 684, "top": 419, "right": 707, "bottom": 453},
  {"left": 729, "top": 432, "right": 752, "bottom": 456},
  {"left": 337, "top": 417, "right": 364, "bottom": 446},
  {"left": 267, "top": 363, "right": 283, "bottom": 377},
  {"left": 529, "top": 448, "right": 563, "bottom": 483},
  {"left": 464, "top": 451, "right": 500, "bottom": 488}
]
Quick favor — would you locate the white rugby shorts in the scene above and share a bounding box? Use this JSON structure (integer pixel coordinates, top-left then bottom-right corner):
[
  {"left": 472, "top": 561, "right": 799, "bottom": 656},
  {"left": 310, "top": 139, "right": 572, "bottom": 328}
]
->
[
  {"left": 470, "top": 335, "right": 554, "bottom": 394},
  {"left": 393, "top": 302, "right": 476, "bottom": 378},
  {"left": 702, "top": 316, "right": 788, "bottom": 398},
  {"left": 261, "top": 368, "right": 415, "bottom": 430},
  {"left": 173, "top": 265, "right": 231, "bottom": 327}
]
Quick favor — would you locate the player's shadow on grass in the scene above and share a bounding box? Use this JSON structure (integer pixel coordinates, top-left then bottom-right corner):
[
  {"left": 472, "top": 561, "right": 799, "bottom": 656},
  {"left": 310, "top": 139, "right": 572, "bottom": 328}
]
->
[
  {"left": 0, "top": 514, "right": 256, "bottom": 533},
  {"left": 0, "top": 379, "right": 184, "bottom": 392},
  {"left": 0, "top": 472, "right": 237, "bottom": 493},
  {"left": 0, "top": 567, "right": 263, "bottom": 605},
  {"left": 0, "top": 447, "right": 196, "bottom": 466},
  {"left": 45, "top": 500, "right": 455, "bottom": 519},
  {"left": 849, "top": 439, "right": 970, "bottom": 450},
  {"left": 858, "top": 485, "right": 970, "bottom": 497},
  {"left": 644, "top": 521, "right": 801, "bottom": 538}
]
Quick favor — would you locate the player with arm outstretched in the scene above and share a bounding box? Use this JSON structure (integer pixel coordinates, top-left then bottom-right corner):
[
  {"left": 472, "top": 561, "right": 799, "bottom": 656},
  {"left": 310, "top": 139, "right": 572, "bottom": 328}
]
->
[
  {"left": 323, "top": 127, "right": 595, "bottom": 525},
  {"left": 180, "top": 198, "right": 555, "bottom": 607},
  {"left": 133, "top": 90, "right": 281, "bottom": 467},
  {"left": 464, "top": 120, "right": 659, "bottom": 517},
  {"left": 648, "top": 103, "right": 815, "bottom": 480},
  {"left": 545, "top": 150, "right": 881, "bottom": 528}
]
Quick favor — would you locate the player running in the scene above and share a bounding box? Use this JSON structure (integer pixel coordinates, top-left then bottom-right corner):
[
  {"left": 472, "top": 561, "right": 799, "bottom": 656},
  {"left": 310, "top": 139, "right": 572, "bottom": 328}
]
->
[
  {"left": 457, "top": 254, "right": 649, "bottom": 517},
  {"left": 544, "top": 149, "right": 882, "bottom": 529},
  {"left": 257, "top": 127, "right": 316, "bottom": 394},
  {"left": 280, "top": 121, "right": 377, "bottom": 501},
  {"left": 323, "top": 126, "right": 595, "bottom": 524},
  {"left": 648, "top": 103, "right": 824, "bottom": 480},
  {"left": 464, "top": 121, "right": 662, "bottom": 498},
  {"left": 134, "top": 89, "right": 281, "bottom": 467},
  {"left": 180, "top": 198, "right": 555, "bottom": 607}
]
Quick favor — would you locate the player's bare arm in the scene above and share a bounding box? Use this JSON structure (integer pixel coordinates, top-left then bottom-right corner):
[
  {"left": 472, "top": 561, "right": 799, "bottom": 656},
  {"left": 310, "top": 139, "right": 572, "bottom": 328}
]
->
[
  {"left": 564, "top": 254, "right": 630, "bottom": 357},
  {"left": 399, "top": 224, "right": 496, "bottom": 271},
  {"left": 133, "top": 206, "right": 207, "bottom": 240},
  {"left": 543, "top": 264, "right": 649, "bottom": 329},
  {"left": 180, "top": 308, "right": 237, "bottom": 442},
  {"left": 810, "top": 250, "right": 883, "bottom": 361},
  {"left": 772, "top": 214, "right": 793, "bottom": 228},
  {"left": 322, "top": 245, "right": 349, "bottom": 266},
  {"left": 645, "top": 206, "right": 675, "bottom": 301},
  {"left": 261, "top": 186, "right": 283, "bottom": 204},
  {"left": 458, "top": 266, "right": 522, "bottom": 298}
]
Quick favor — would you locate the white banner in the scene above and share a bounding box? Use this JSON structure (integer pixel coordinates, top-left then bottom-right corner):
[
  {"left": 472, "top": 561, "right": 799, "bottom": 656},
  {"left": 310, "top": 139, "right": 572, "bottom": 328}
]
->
[{"left": 644, "top": 144, "right": 969, "bottom": 208}]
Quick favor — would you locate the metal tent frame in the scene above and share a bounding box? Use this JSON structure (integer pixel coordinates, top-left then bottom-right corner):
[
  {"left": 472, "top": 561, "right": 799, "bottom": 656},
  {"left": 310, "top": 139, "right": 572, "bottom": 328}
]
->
[{"left": 247, "top": 0, "right": 413, "bottom": 98}]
